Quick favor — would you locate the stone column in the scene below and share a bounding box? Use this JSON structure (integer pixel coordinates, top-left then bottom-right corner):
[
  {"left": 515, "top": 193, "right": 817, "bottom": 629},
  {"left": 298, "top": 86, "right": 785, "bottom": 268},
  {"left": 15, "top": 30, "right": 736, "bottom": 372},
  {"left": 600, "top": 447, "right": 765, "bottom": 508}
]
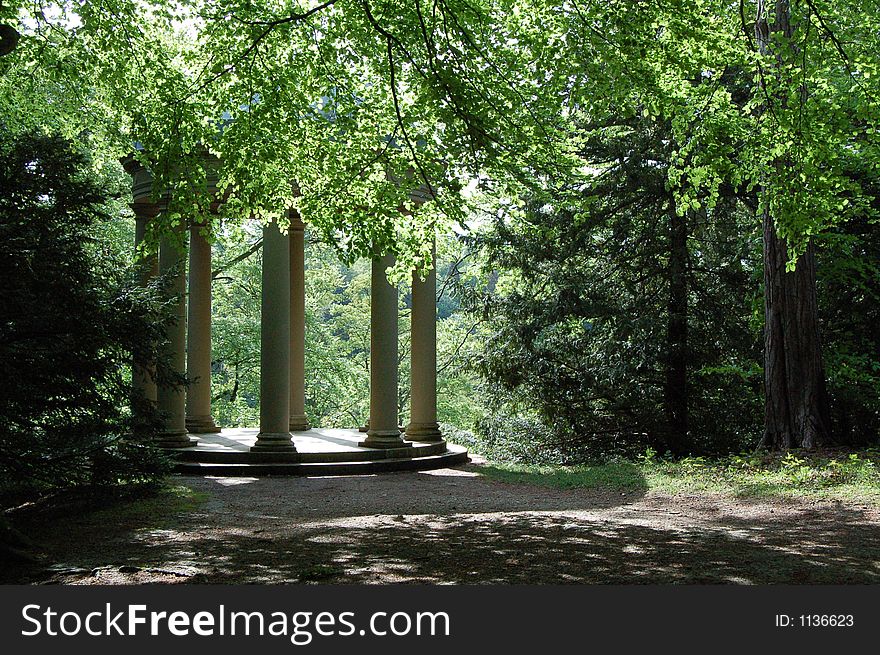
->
[
  {"left": 253, "top": 219, "right": 295, "bottom": 451},
  {"left": 406, "top": 242, "right": 443, "bottom": 441},
  {"left": 157, "top": 229, "right": 195, "bottom": 447},
  {"left": 185, "top": 220, "right": 220, "bottom": 433},
  {"left": 361, "top": 254, "right": 406, "bottom": 448},
  {"left": 132, "top": 203, "right": 158, "bottom": 405},
  {"left": 289, "top": 211, "right": 310, "bottom": 431}
]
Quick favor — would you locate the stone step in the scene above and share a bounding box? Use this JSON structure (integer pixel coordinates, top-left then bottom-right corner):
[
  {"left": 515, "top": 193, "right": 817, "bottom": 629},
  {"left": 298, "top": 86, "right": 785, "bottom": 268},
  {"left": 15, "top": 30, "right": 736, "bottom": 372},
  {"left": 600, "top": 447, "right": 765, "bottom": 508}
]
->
[
  {"left": 172, "top": 445, "right": 469, "bottom": 476},
  {"left": 171, "top": 440, "right": 449, "bottom": 464}
]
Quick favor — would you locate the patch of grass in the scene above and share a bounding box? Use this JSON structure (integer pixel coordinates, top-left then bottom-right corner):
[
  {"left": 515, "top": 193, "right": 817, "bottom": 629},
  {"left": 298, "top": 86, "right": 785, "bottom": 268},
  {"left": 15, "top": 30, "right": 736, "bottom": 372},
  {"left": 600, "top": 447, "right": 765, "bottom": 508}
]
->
[
  {"left": 647, "top": 450, "right": 880, "bottom": 504},
  {"left": 477, "top": 449, "right": 880, "bottom": 506}
]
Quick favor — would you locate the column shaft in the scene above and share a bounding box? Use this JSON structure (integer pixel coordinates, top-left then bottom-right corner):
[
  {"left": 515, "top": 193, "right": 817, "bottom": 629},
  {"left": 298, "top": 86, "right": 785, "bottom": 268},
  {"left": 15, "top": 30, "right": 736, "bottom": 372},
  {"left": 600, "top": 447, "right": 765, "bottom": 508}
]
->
[
  {"left": 157, "top": 230, "right": 194, "bottom": 446},
  {"left": 406, "top": 242, "right": 443, "bottom": 441},
  {"left": 289, "top": 212, "right": 310, "bottom": 431},
  {"left": 253, "top": 220, "right": 295, "bottom": 451},
  {"left": 185, "top": 222, "right": 220, "bottom": 433},
  {"left": 361, "top": 254, "right": 406, "bottom": 448},
  {"left": 132, "top": 206, "right": 157, "bottom": 405}
]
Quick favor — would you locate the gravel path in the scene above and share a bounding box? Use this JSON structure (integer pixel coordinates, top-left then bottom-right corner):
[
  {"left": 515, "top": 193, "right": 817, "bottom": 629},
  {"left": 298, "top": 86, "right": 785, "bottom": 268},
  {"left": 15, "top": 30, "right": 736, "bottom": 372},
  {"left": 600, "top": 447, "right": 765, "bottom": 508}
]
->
[{"left": 5, "top": 462, "right": 879, "bottom": 584}]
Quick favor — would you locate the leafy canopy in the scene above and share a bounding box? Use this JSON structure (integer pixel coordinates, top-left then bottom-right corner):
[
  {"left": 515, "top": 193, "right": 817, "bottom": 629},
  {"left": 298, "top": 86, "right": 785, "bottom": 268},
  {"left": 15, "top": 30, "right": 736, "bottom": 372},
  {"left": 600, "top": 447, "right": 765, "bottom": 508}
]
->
[
  {"left": 2, "top": 0, "right": 581, "bottom": 273},
  {"left": 2, "top": 1, "right": 878, "bottom": 268}
]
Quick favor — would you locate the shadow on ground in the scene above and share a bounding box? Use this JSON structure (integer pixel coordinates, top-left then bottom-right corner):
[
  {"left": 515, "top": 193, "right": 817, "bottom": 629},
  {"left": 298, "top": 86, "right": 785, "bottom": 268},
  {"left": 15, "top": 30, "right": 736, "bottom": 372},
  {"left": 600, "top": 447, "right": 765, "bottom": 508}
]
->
[{"left": 2, "top": 466, "right": 878, "bottom": 584}]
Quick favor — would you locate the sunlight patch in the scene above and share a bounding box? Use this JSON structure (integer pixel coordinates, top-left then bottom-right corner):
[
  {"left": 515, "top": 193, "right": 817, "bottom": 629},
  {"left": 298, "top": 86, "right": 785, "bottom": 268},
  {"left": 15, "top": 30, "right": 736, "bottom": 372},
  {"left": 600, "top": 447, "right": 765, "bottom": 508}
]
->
[
  {"left": 207, "top": 476, "right": 260, "bottom": 486},
  {"left": 419, "top": 468, "right": 480, "bottom": 478}
]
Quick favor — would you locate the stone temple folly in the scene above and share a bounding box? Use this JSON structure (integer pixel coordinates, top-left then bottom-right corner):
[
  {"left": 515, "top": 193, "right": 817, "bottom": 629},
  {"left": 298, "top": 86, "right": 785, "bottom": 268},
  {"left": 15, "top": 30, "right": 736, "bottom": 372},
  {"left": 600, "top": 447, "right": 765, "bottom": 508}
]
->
[{"left": 124, "top": 156, "right": 467, "bottom": 475}]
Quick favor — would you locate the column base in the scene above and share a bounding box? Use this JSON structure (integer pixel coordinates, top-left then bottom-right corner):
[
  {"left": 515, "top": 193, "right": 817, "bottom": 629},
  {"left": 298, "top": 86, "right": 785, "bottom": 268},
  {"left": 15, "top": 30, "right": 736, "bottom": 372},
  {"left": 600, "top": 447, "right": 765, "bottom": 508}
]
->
[
  {"left": 360, "top": 423, "right": 406, "bottom": 434},
  {"left": 289, "top": 414, "right": 310, "bottom": 432},
  {"left": 155, "top": 431, "right": 198, "bottom": 448},
  {"left": 359, "top": 430, "right": 410, "bottom": 449},
  {"left": 405, "top": 421, "right": 443, "bottom": 442},
  {"left": 251, "top": 432, "right": 297, "bottom": 452},
  {"left": 186, "top": 415, "right": 221, "bottom": 434}
]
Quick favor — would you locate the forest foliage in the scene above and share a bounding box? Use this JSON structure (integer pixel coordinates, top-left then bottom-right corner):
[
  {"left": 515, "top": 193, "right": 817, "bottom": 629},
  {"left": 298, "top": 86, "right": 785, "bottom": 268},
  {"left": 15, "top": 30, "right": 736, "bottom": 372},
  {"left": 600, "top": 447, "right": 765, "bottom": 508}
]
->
[
  {"left": 0, "top": 131, "right": 171, "bottom": 503},
  {"left": 0, "top": 0, "right": 879, "bottom": 487}
]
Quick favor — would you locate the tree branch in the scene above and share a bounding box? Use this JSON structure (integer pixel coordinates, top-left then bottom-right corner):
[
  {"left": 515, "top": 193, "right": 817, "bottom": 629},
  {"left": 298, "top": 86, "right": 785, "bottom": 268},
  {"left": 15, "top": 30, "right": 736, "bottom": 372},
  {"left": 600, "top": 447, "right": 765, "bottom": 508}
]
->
[{"left": 212, "top": 238, "right": 263, "bottom": 278}]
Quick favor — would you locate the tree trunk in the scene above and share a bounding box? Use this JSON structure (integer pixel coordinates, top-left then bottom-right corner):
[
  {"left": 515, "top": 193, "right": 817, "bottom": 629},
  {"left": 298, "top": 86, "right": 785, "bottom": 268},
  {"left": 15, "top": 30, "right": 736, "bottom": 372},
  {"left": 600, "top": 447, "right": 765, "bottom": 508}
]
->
[
  {"left": 761, "top": 218, "right": 830, "bottom": 449},
  {"left": 756, "top": 0, "right": 831, "bottom": 449},
  {"left": 664, "top": 206, "right": 689, "bottom": 453}
]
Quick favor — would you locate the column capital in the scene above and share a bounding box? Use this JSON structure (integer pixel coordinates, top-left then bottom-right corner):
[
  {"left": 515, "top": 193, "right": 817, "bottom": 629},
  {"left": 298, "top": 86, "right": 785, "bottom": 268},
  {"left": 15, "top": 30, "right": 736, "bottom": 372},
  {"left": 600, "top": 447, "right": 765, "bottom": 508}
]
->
[
  {"left": 288, "top": 208, "right": 305, "bottom": 231},
  {"left": 132, "top": 200, "right": 160, "bottom": 222}
]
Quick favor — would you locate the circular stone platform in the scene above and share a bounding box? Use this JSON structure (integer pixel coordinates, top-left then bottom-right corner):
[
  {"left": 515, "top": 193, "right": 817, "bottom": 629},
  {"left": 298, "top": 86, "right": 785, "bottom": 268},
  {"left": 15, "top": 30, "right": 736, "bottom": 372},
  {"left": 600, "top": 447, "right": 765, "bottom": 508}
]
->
[{"left": 167, "top": 428, "right": 469, "bottom": 476}]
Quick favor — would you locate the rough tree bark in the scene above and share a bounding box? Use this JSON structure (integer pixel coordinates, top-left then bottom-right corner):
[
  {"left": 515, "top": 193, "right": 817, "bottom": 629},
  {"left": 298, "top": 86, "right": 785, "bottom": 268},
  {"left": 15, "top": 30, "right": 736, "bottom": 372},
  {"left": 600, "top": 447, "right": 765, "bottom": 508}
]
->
[
  {"left": 756, "top": 0, "right": 831, "bottom": 449},
  {"left": 761, "top": 229, "right": 831, "bottom": 448}
]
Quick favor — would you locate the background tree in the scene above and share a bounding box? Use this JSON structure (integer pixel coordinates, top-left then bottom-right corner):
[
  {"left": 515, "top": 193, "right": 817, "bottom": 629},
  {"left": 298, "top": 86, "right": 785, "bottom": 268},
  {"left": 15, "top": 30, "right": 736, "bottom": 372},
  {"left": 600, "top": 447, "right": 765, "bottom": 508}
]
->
[
  {"left": 468, "top": 114, "right": 762, "bottom": 460},
  {"left": 816, "top": 161, "right": 880, "bottom": 445},
  {"left": 557, "top": 0, "right": 880, "bottom": 450}
]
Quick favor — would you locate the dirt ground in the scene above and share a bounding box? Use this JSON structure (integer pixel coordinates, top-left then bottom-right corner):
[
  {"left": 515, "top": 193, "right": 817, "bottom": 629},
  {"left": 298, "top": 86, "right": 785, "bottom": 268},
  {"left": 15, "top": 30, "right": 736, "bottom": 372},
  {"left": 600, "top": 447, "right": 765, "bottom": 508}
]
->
[{"left": 3, "top": 460, "right": 879, "bottom": 584}]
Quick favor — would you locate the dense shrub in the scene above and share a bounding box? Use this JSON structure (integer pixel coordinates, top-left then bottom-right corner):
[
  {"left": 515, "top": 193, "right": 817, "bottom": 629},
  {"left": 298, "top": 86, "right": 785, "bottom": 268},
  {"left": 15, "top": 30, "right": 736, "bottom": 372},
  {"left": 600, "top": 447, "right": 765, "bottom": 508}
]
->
[{"left": 0, "top": 130, "right": 171, "bottom": 505}]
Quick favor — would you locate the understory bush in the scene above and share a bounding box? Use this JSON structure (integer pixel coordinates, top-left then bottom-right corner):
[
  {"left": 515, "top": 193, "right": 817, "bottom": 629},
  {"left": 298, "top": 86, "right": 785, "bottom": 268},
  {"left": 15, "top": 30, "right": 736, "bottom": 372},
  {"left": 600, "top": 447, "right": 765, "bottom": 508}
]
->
[{"left": 0, "top": 130, "right": 171, "bottom": 506}]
